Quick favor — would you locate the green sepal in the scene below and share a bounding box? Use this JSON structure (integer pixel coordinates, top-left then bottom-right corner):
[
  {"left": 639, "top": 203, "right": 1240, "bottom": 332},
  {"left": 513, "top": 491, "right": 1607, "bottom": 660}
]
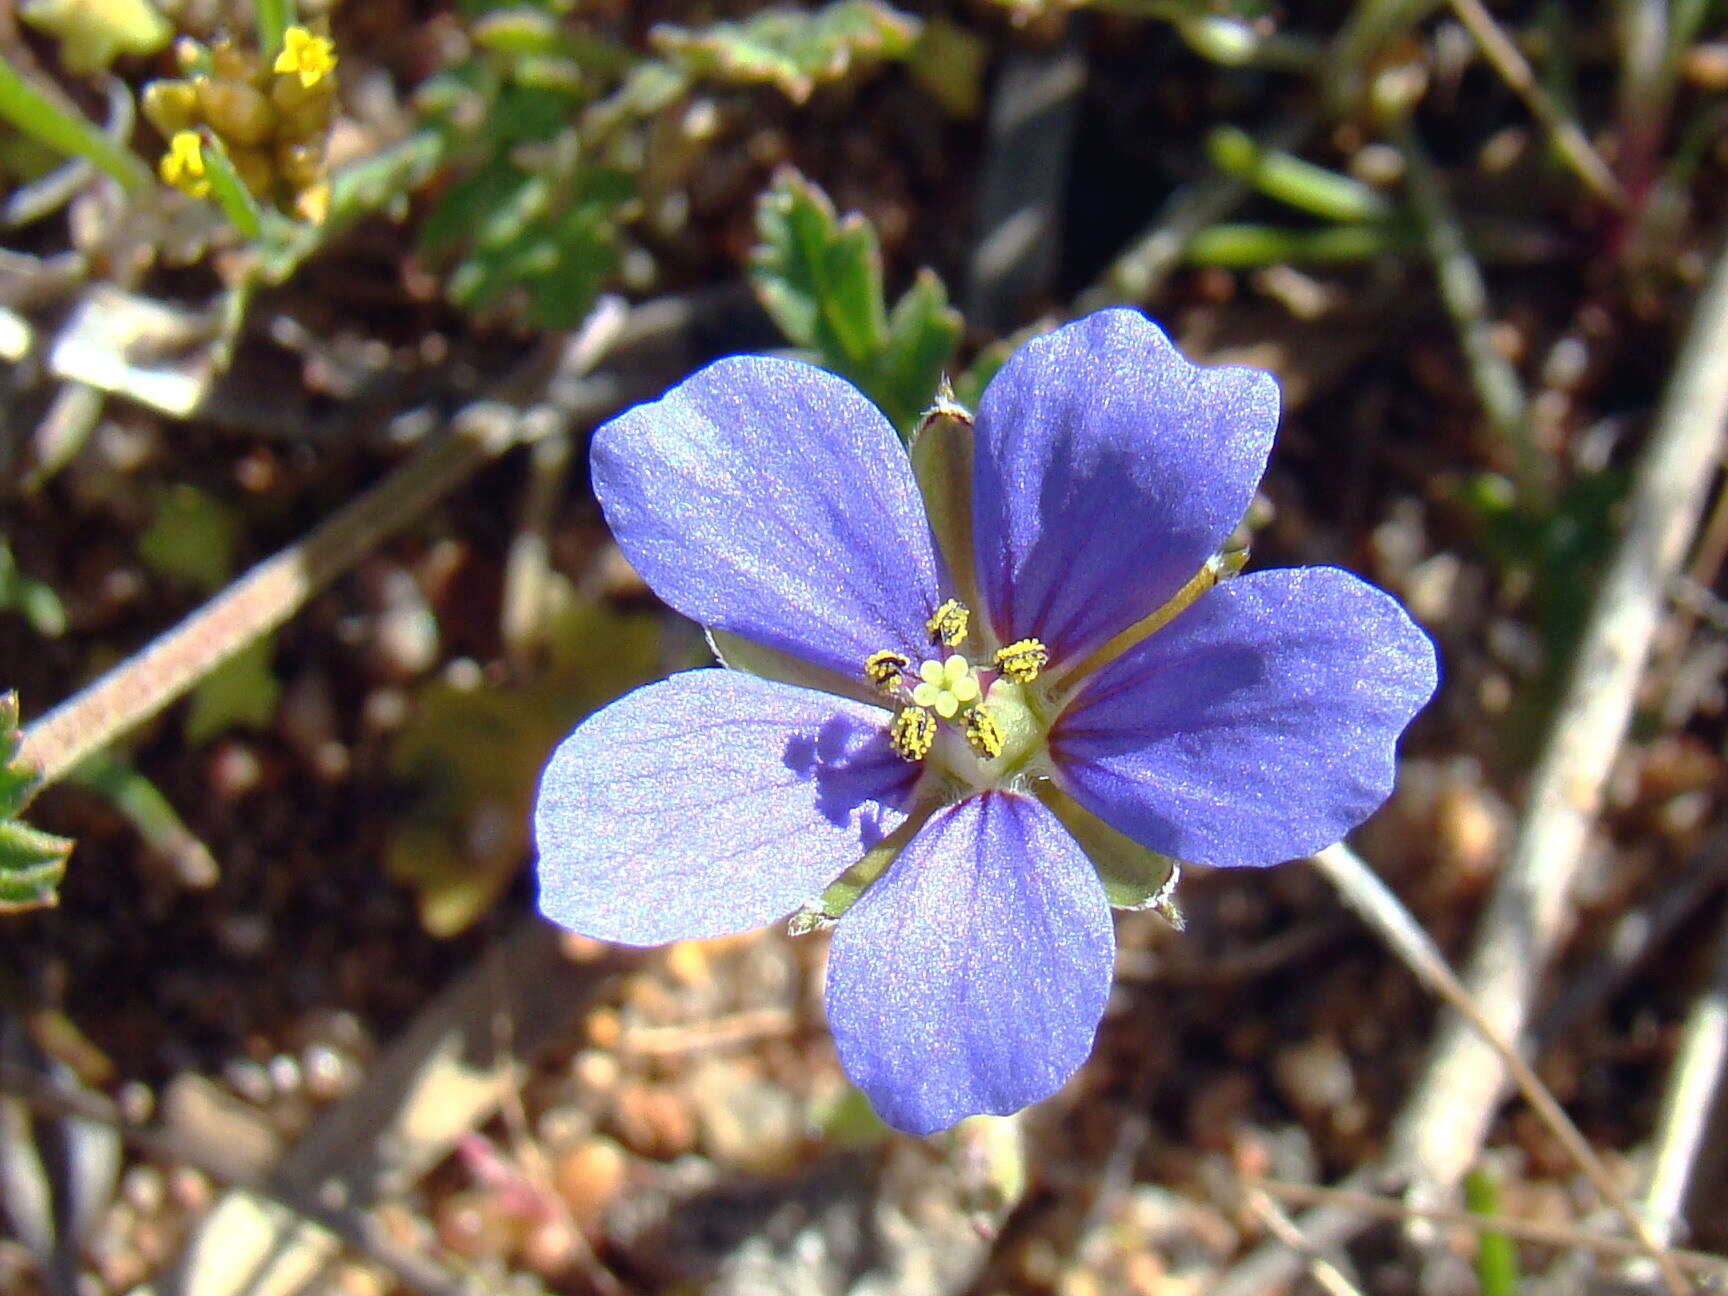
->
[
  {"left": 706, "top": 628, "right": 882, "bottom": 708},
  {"left": 1037, "top": 782, "right": 1184, "bottom": 926},
  {"left": 907, "top": 387, "right": 980, "bottom": 616},
  {"left": 788, "top": 807, "right": 931, "bottom": 934}
]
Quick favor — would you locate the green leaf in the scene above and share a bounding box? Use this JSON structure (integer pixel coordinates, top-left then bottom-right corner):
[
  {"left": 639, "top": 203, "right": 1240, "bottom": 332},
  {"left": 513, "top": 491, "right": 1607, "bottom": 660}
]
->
[
  {"left": 1464, "top": 1168, "right": 1520, "bottom": 1296},
  {"left": 138, "top": 485, "right": 240, "bottom": 593},
  {"left": 1205, "top": 126, "right": 1392, "bottom": 223},
  {"left": 906, "top": 15, "right": 988, "bottom": 119},
  {"left": 0, "top": 540, "right": 67, "bottom": 637},
  {"left": 0, "top": 53, "right": 152, "bottom": 191},
  {"left": 750, "top": 166, "right": 889, "bottom": 374},
  {"left": 388, "top": 600, "right": 658, "bottom": 936},
  {"left": 878, "top": 269, "right": 963, "bottom": 430},
  {"left": 652, "top": 0, "right": 920, "bottom": 103},
  {"left": 184, "top": 637, "right": 281, "bottom": 744},
  {"left": 0, "top": 691, "right": 72, "bottom": 912},
  {"left": 0, "top": 819, "right": 69, "bottom": 910},
  {"left": 424, "top": 155, "right": 630, "bottom": 327}
]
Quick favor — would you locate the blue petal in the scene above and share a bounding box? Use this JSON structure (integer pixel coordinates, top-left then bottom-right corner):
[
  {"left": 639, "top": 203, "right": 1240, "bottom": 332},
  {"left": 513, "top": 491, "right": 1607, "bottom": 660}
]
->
[
  {"left": 535, "top": 670, "right": 915, "bottom": 946},
  {"left": 593, "top": 356, "right": 943, "bottom": 679},
  {"left": 1052, "top": 568, "right": 1438, "bottom": 868},
  {"left": 971, "top": 309, "right": 1279, "bottom": 665},
  {"left": 826, "top": 792, "right": 1113, "bottom": 1135}
]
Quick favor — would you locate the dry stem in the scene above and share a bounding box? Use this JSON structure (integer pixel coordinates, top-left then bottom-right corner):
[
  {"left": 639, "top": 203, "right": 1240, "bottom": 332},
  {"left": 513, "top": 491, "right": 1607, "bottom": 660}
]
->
[{"left": 1393, "top": 228, "right": 1728, "bottom": 1206}]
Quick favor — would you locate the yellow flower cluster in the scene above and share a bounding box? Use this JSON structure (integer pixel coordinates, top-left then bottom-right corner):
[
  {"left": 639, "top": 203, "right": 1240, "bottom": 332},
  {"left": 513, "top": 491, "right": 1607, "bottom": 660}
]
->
[{"left": 144, "top": 25, "right": 338, "bottom": 223}]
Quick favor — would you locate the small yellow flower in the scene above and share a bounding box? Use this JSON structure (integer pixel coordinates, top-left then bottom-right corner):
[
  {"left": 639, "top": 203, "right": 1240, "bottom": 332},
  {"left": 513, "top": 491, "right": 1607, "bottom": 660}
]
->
[
  {"left": 159, "top": 130, "right": 210, "bottom": 198},
  {"left": 273, "top": 25, "right": 336, "bottom": 90}
]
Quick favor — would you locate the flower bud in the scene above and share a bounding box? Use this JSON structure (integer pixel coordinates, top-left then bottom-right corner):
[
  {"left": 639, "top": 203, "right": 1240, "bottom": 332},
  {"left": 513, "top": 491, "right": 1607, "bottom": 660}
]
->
[
  {"left": 275, "top": 141, "right": 323, "bottom": 189},
  {"left": 142, "top": 80, "right": 198, "bottom": 137},
  {"left": 225, "top": 145, "right": 276, "bottom": 198},
  {"left": 208, "top": 41, "right": 258, "bottom": 83},
  {"left": 196, "top": 79, "right": 274, "bottom": 147}
]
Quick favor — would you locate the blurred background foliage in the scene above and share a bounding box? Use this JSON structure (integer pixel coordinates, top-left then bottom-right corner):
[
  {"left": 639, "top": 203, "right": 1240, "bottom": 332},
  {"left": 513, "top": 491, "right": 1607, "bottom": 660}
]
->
[{"left": 2, "top": 0, "right": 1728, "bottom": 1291}]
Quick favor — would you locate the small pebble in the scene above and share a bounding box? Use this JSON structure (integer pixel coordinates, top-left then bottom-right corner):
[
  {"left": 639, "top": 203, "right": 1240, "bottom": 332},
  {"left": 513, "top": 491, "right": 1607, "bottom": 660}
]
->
[
  {"left": 554, "top": 1136, "right": 630, "bottom": 1230},
  {"left": 434, "top": 1189, "right": 514, "bottom": 1262},
  {"left": 611, "top": 1084, "right": 697, "bottom": 1160}
]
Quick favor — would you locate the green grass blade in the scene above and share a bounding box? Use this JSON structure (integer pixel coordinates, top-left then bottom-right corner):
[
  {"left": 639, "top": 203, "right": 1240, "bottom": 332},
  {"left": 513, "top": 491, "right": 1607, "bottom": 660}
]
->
[{"left": 0, "top": 56, "right": 151, "bottom": 193}]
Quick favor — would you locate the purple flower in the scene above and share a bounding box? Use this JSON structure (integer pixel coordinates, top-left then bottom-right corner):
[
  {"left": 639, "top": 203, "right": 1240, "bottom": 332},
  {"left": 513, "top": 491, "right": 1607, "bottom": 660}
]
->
[{"left": 535, "top": 308, "right": 1437, "bottom": 1135}]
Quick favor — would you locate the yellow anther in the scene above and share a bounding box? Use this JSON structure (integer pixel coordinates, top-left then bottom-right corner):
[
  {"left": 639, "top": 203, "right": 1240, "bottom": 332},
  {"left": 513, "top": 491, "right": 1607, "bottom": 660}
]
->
[
  {"left": 964, "top": 706, "right": 1004, "bottom": 759},
  {"left": 911, "top": 654, "right": 980, "bottom": 719},
  {"left": 890, "top": 707, "right": 936, "bottom": 761},
  {"left": 159, "top": 130, "right": 210, "bottom": 197},
  {"left": 925, "top": 599, "right": 969, "bottom": 647},
  {"left": 993, "top": 638, "right": 1050, "bottom": 684},
  {"left": 273, "top": 25, "right": 337, "bottom": 89},
  {"left": 864, "top": 649, "right": 910, "bottom": 694}
]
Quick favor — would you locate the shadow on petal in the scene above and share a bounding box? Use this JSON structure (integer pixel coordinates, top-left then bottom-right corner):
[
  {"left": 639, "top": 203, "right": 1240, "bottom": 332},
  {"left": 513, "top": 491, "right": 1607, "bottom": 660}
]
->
[{"left": 782, "top": 712, "right": 912, "bottom": 847}]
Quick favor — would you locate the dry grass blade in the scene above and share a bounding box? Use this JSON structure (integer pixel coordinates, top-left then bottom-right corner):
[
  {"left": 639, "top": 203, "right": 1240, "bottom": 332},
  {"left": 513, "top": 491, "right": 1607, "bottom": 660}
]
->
[
  {"left": 1635, "top": 902, "right": 1728, "bottom": 1254},
  {"left": 1243, "top": 1187, "right": 1370, "bottom": 1296},
  {"left": 1392, "top": 226, "right": 1728, "bottom": 1218},
  {"left": 1256, "top": 1179, "right": 1728, "bottom": 1279},
  {"left": 1310, "top": 843, "right": 1692, "bottom": 1295},
  {"left": 1400, "top": 122, "right": 1545, "bottom": 506},
  {"left": 15, "top": 402, "right": 535, "bottom": 792},
  {"left": 1446, "top": 0, "right": 1625, "bottom": 205}
]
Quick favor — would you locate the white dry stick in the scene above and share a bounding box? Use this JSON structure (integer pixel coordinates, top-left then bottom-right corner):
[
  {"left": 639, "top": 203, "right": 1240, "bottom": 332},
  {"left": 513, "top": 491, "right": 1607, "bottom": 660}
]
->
[
  {"left": 16, "top": 401, "right": 534, "bottom": 790},
  {"left": 1393, "top": 232, "right": 1728, "bottom": 1197},
  {"left": 1634, "top": 904, "right": 1728, "bottom": 1254},
  {"left": 1310, "top": 844, "right": 1686, "bottom": 1292}
]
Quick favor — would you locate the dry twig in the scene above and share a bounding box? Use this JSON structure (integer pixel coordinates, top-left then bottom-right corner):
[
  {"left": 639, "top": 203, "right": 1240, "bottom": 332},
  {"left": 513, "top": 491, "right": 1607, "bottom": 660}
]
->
[
  {"left": 1445, "top": 0, "right": 1625, "bottom": 205},
  {"left": 1635, "top": 901, "right": 1728, "bottom": 1253},
  {"left": 1310, "top": 843, "right": 1690, "bottom": 1294},
  {"left": 1243, "top": 1188, "right": 1370, "bottom": 1296},
  {"left": 1256, "top": 1179, "right": 1728, "bottom": 1279},
  {"left": 16, "top": 401, "right": 539, "bottom": 791},
  {"left": 1394, "top": 227, "right": 1728, "bottom": 1207},
  {"left": 0, "top": 1061, "right": 474, "bottom": 1296},
  {"left": 1399, "top": 122, "right": 1545, "bottom": 505}
]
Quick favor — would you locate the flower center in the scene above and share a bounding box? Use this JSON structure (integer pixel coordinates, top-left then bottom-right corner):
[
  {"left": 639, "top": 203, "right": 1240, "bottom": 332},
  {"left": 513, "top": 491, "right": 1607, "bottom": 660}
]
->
[
  {"left": 864, "top": 601, "right": 1050, "bottom": 776},
  {"left": 911, "top": 654, "right": 980, "bottom": 718}
]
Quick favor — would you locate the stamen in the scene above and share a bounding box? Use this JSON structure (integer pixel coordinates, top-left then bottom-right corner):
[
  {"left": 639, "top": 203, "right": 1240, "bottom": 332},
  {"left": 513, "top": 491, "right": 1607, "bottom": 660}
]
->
[
  {"left": 159, "top": 130, "right": 211, "bottom": 198},
  {"left": 890, "top": 707, "right": 936, "bottom": 761},
  {"left": 993, "top": 638, "right": 1049, "bottom": 684},
  {"left": 864, "top": 649, "right": 910, "bottom": 693},
  {"left": 964, "top": 706, "right": 1004, "bottom": 759},
  {"left": 925, "top": 599, "right": 969, "bottom": 647}
]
